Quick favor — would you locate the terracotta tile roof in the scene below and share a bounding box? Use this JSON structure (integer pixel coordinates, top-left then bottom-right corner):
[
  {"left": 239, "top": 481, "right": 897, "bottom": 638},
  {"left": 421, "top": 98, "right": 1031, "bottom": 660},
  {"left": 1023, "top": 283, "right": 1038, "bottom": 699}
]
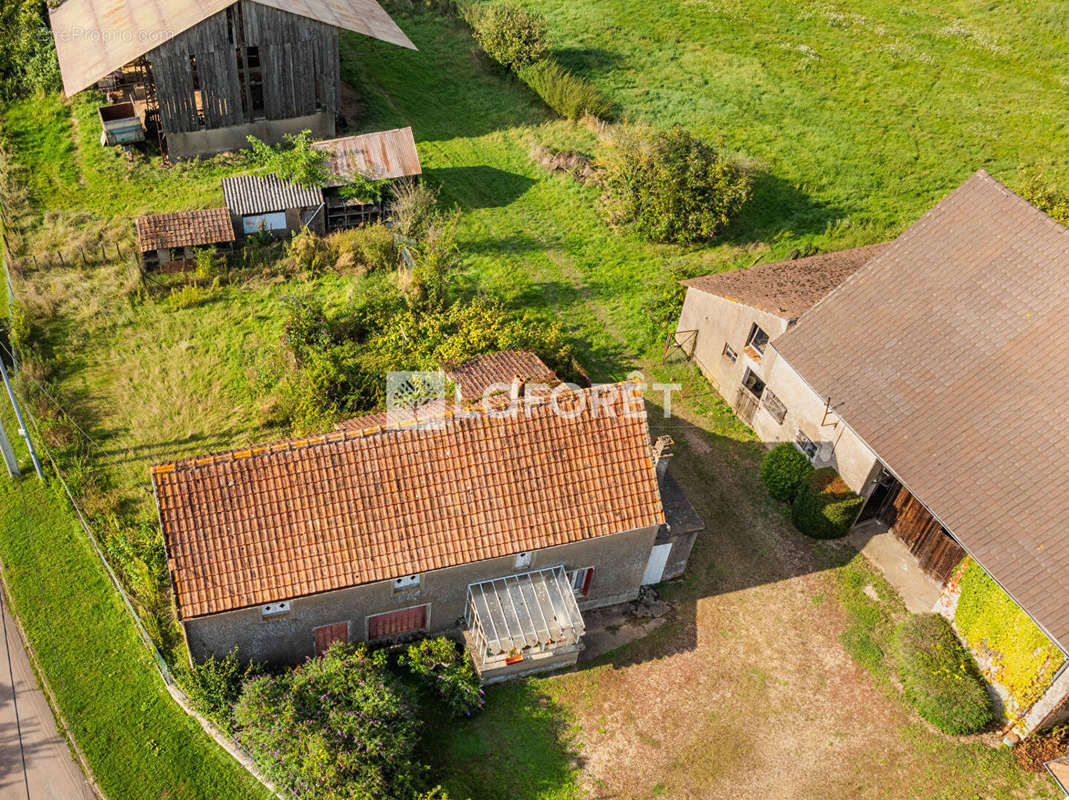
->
[
  {"left": 773, "top": 170, "right": 1069, "bottom": 650},
  {"left": 135, "top": 208, "right": 236, "bottom": 253},
  {"left": 152, "top": 382, "right": 665, "bottom": 619},
  {"left": 682, "top": 243, "right": 889, "bottom": 319},
  {"left": 443, "top": 350, "right": 557, "bottom": 400}
]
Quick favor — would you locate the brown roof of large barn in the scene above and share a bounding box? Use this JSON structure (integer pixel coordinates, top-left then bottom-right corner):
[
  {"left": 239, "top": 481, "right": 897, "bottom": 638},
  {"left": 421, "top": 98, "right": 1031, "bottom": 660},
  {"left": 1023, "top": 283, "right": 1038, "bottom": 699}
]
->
[
  {"left": 444, "top": 350, "right": 557, "bottom": 400},
  {"left": 312, "top": 127, "right": 422, "bottom": 187},
  {"left": 681, "top": 243, "right": 889, "bottom": 319},
  {"left": 135, "top": 208, "right": 236, "bottom": 253},
  {"left": 774, "top": 170, "right": 1069, "bottom": 650},
  {"left": 152, "top": 382, "right": 665, "bottom": 619},
  {"left": 51, "top": 0, "right": 415, "bottom": 97}
]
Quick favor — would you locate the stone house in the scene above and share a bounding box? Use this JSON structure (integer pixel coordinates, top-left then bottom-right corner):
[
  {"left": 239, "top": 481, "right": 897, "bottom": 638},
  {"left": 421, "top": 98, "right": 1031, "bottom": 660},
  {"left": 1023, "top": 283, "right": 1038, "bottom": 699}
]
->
[
  {"left": 675, "top": 170, "right": 1069, "bottom": 734},
  {"left": 152, "top": 358, "right": 702, "bottom": 681},
  {"left": 50, "top": 0, "right": 415, "bottom": 159}
]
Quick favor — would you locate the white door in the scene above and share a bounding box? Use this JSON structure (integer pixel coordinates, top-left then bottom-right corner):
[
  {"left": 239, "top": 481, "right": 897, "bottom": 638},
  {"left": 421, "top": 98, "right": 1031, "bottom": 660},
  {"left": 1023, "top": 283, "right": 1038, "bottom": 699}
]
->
[{"left": 642, "top": 543, "right": 672, "bottom": 585}]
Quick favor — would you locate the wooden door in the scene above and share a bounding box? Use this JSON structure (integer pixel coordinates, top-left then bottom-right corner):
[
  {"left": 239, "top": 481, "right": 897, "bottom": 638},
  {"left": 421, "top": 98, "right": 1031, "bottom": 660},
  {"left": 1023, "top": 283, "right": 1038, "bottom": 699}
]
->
[
  {"left": 313, "top": 622, "right": 349, "bottom": 656},
  {"left": 734, "top": 387, "right": 758, "bottom": 425},
  {"left": 887, "top": 487, "right": 966, "bottom": 584}
]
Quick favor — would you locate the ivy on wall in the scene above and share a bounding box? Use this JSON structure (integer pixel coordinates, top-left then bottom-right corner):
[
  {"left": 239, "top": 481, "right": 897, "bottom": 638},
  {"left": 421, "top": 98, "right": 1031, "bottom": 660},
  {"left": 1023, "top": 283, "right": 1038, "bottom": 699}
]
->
[{"left": 954, "top": 559, "right": 1065, "bottom": 710}]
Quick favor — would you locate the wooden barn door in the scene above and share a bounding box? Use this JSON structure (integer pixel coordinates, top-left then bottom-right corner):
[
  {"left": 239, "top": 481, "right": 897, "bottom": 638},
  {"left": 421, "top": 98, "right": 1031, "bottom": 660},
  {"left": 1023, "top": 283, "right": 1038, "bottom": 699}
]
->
[
  {"left": 733, "top": 387, "right": 759, "bottom": 425},
  {"left": 885, "top": 487, "right": 966, "bottom": 584}
]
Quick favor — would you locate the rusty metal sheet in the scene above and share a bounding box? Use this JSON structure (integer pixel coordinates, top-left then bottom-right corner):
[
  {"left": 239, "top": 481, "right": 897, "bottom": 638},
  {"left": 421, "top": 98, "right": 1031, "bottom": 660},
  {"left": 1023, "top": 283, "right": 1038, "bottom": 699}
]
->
[{"left": 312, "top": 126, "right": 422, "bottom": 185}]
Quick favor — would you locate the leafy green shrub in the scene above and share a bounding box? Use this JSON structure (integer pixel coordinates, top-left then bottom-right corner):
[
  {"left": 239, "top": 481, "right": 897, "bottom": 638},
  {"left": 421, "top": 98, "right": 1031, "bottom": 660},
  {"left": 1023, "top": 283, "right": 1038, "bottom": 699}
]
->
[
  {"left": 518, "top": 61, "right": 610, "bottom": 120},
  {"left": 0, "top": 0, "right": 61, "bottom": 100},
  {"left": 399, "top": 637, "right": 485, "bottom": 717},
  {"left": 233, "top": 643, "right": 422, "bottom": 800},
  {"left": 1014, "top": 724, "right": 1069, "bottom": 772},
  {"left": 176, "top": 647, "right": 257, "bottom": 733},
  {"left": 954, "top": 559, "right": 1064, "bottom": 709},
  {"left": 247, "top": 130, "right": 328, "bottom": 187},
  {"left": 790, "top": 467, "right": 863, "bottom": 539},
  {"left": 597, "top": 125, "right": 752, "bottom": 244},
  {"left": 471, "top": 3, "right": 549, "bottom": 69},
  {"left": 892, "top": 614, "right": 995, "bottom": 735},
  {"left": 1019, "top": 169, "right": 1069, "bottom": 226},
  {"left": 760, "top": 442, "right": 814, "bottom": 502}
]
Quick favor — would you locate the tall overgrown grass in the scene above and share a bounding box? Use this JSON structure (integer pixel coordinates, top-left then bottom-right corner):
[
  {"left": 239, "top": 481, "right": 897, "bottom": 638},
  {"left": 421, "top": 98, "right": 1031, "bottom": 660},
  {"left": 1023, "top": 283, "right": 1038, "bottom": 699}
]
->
[{"left": 518, "top": 61, "right": 610, "bottom": 121}]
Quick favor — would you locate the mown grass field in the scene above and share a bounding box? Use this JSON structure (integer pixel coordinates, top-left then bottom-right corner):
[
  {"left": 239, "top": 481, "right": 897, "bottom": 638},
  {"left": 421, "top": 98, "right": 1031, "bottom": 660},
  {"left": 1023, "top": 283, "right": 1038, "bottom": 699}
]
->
[{"left": 0, "top": 0, "right": 1066, "bottom": 796}]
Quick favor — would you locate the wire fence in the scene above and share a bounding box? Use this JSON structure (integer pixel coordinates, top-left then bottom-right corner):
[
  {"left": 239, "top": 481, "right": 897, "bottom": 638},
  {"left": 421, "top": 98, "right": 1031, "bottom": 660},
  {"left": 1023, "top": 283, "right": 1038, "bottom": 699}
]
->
[{"left": 0, "top": 197, "right": 280, "bottom": 798}]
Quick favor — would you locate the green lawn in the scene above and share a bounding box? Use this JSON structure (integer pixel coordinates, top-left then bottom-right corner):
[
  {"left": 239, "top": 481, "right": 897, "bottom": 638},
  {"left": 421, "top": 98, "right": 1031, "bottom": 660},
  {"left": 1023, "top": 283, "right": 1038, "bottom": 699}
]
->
[
  {"left": 0, "top": 0, "right": 1065, "bottom": 796},
  {"left": 0, "top": 476, "right": 273, "bottom": 800}
]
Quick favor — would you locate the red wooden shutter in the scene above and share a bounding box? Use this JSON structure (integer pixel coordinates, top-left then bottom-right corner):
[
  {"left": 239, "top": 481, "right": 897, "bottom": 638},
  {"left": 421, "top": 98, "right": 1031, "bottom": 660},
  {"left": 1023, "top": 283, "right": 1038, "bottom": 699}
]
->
[
  {"left": 313, "top": 622, "right": 349, "bottom": 656},
  {"left": 581, "top": 568, "right": 594, "bottom": 596},
  {"left": 367, "top": 605, "right": 428, "bottom": 640}
]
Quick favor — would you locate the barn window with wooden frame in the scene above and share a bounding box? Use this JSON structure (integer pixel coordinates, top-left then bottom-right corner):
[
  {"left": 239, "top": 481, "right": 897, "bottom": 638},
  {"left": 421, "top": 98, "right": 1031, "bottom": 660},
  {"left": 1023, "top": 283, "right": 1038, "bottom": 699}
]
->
[
  {"left": 795, "top": 430, "right": 818, "bottom": 460},
  {"left": 741, "top": 367, "right": 766, "bottom": 399},
  {"left": 567, "top": 567, "right": 594, "bottom": 598},
  {"left": 761, "top": 389, "right": 788, "bottom": 424},
  {"left": 744, "top": 323, "right": 770, "bottom": 359},
  {"left": 722, "top": 343, "right": 738, "bottom": 364}
]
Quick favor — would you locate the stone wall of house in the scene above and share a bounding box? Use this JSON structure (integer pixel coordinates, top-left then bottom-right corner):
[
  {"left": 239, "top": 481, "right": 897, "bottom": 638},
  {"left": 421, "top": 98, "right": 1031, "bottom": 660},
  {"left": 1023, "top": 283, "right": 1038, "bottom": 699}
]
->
[
  {"left": 676, "top": 288, "right": 881, "bottom": 495},
  {"left": 183, "top": 524, "right": 660, "bottom": 665}
]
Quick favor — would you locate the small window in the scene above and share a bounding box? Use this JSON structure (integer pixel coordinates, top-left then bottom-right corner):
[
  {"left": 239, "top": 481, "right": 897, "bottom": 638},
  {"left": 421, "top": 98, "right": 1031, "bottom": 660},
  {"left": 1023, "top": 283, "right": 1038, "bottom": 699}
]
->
[
  {"left": 741, "top": 367, "right": 766, "bottom": 398},
  {"left": 761, "top": 389, "right": 787, "bottom": 424},
  {"left": 722, "top": 343, "right": 737, "bottom": 364},
  {"left": 189, "top": 54, "right": 200, "bottom": 91},
  {"left": 744, "top": 324, "right": 770, "bottom": 359},
  {"left": 367, "top": 605, "right": 428, "bottom": 640},
  {"left": 393, "top": 574, "right": 420, "bottom": 591},
  {"left": 514, "top": 552, "right": 532, "bottom": 570},
  {"left": 261, "top": 600, "right": 291, "bottom": 619},
  {"left": 567, "top": 567, "right": 594, "bottom": 598},
  {"left": 795, "top": 430, "right": 818, "bottom": 459}
]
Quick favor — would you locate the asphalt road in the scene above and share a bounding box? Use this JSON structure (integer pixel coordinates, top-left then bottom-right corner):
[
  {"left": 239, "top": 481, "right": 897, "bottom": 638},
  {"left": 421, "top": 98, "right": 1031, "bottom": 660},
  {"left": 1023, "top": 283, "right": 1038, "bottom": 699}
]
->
[{"left": 0, "top": 589, "right": 95, "bottom": 800}]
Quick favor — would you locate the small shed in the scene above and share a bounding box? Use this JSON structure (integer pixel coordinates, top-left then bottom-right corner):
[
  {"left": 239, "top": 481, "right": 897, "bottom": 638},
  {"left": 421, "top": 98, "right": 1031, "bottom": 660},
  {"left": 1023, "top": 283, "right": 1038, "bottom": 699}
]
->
[
  {"left": 135, "top": 208, "right": 237, "bottom": 271},
  {"left": 221, "top": 174, "right": 326, "bottom": 238},
  {"left": 311, "top": 126, "right": 422, "bottom": 231}
]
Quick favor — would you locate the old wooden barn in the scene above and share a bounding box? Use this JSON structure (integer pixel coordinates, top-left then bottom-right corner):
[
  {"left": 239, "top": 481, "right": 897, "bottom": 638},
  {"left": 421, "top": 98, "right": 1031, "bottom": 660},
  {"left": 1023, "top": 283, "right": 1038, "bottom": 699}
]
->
[{"left": 49, "top": 0, "right": 415, "bottom": 159}]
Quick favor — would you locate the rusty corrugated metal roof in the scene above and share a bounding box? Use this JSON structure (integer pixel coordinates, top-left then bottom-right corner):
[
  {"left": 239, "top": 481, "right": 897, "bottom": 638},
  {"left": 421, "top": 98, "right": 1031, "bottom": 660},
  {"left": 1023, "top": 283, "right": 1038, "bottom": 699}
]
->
[
  {"left": 312, "top": 126, "right": 422, "bottom": 186},
  {"left": 152, "top": 382, "right": 665, "bottom": 618},
  {"left": 773, "top": 170, "right": 1069, "bottom": 651},
  {"left": 221, "top": 173, "right": 324, "bottom": 216},
  {"left": 50, "top": 0, "right": 415, "bottom": 97}
]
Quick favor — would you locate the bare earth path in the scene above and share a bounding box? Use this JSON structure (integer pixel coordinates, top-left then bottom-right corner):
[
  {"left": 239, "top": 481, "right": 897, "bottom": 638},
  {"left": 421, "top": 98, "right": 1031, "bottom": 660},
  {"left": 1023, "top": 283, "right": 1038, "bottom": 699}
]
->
[{"left": 0, "top": 588, "right": 95, "bottom": 800}]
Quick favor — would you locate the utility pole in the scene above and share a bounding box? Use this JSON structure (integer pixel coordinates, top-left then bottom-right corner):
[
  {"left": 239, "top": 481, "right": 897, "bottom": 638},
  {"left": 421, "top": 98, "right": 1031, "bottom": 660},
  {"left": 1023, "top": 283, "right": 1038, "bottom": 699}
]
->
[
  {"left": 0, "top": 357, "right": 42, "bottom": 480},
  {"left": 0, "top": 417, "right": 18, "bottom": 477}
]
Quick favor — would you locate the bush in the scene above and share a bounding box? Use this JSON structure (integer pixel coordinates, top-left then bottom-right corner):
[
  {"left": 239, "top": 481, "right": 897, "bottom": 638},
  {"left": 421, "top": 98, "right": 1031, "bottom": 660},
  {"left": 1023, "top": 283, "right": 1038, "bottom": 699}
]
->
[
  {"left": 760, "top": 442, "right": 814, "bottom": 502},
  {"left": 518, "top": 61, "right": 610, "bottom": 120},
  {"left": 233, "top": 643, "right": 422, "bottom": 800},
  {"left": 176, "top": 647, "right": 257, "bottom": 733},
  {"left": 338, "top": 223, "right": 396, "bottom": 273},
  {"left": 389, "top": 180, "right": 440, "bottom": 240},
  {"left": 247, "top": 130, "right": 328, "bottom": 187},
  {"left": 790, "top": 467, "right": 863, "bottom": 539},
  {"left": 471, "top": 3, "right": 549, "bottom": 69},
  {"left": 1014, "top": 724, "right": 1069, "bottom": 772},
  {"left": 597, "top": 125, "right": 752, "bottom": 244},
  {"left": 399, "top": 637, "right": 485, "bottom": 717},
  {"left": 892, "top": 614, "right": 995, "bottom": 735}
]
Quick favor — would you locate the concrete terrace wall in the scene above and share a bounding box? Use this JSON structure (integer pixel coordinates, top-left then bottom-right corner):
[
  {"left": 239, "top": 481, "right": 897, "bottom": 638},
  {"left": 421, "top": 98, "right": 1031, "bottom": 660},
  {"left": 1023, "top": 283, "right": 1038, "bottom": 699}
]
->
[{"left": 184, "top": 525, "right": 660, "bottom": 665}]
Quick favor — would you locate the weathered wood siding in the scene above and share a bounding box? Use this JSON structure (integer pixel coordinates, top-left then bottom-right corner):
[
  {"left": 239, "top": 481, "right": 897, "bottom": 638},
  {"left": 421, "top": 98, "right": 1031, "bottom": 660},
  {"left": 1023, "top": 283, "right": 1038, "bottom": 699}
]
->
[
  {"left": 887, "top": 486, "right": 966, "bottom": 584},
  {"left": 148, "top": 0, "right": 340, "bottom": 134}
]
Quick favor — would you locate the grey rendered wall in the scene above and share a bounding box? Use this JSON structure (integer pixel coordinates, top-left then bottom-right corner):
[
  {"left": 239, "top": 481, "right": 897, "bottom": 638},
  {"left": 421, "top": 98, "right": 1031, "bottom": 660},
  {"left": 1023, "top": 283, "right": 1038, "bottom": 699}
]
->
[
  {"left": 184, "top": 524, "right": 660, "bottom": 665},
  {"left": 659, "top": 529, "right": 697, "bottom": 582}
]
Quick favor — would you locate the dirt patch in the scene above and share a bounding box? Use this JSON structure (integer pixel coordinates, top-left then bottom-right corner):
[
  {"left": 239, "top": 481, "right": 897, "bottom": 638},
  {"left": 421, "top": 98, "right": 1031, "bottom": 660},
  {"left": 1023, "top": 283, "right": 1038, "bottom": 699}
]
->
[{"left": 530, "top": 144, "right": 597, "bottom": 184}]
